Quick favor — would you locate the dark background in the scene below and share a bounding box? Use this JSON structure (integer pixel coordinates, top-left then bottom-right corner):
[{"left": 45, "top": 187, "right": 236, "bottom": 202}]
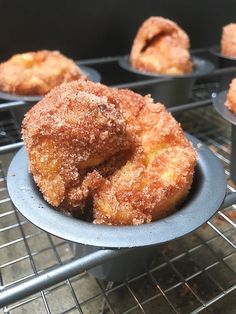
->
[{"left": 0, "top": 0, "right": 235, "bottom": 61}]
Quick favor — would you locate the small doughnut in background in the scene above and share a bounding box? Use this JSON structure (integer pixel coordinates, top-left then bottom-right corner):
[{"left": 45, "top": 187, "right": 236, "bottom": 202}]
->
[
  {"left": 221, "top": 23, "right": 236, "bottom": 58},
  {"left": 225, "top": 78, "right": 236, "bottom": 114},
  {"left": 0, "top": 50, "right": 85, "bottom": 95},
  {"left": 130, "top": 16, "right": 193, "bottom": 75}
]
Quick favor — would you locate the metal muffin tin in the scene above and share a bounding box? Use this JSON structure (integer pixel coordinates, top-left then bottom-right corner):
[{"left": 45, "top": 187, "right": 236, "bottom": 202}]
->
[
  {"left": 7, "top": 134, "right": 226, "bottom": 248},
  {"left": 7, "top": 133, "right": 226, "bottom": 280},
  {"left": 213, "top": 90, "right": 236, "bottom": 183},
  {"left": 118, "top": 56, "right": 214, "bottom": 107},
  {"left": 210, "top": 45, "right": 236, "bottom": 67},
  {"left": 210, "top": 46, "right": 236, "bottom": 90},
  {"left": 213, "top": 90, "right": 236, "bottom": 125}
]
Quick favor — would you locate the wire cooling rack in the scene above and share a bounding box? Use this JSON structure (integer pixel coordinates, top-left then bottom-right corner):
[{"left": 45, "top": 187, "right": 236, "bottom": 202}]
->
[{"left": 0, "top": 52, "right": 236, "bottom": 314}]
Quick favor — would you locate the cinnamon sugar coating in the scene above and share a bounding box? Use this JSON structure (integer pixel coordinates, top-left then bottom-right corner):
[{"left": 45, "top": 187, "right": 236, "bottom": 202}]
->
[
  {"left": 22, "top": 80, "right": 197, "bottom": 225},
  {"left": 225, "top": 78, "right": 236, "bottom": 114},
  {"left": 94, "top": 93, "right": 197, "bottom": 225},
  {"left": 130, "top": 16, "right": 193, "bottom": 74},
  {"left": 22, "top": 80, "right": 130, "bottom": 210},
  {"left": 0, "top": 50, "right": 84, "bottom": 95}
]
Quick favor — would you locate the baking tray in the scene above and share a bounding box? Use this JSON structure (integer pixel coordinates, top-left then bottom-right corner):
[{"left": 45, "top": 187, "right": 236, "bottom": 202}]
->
[{"left": 0, "top": 53, "right": 235, "bottom": 313}]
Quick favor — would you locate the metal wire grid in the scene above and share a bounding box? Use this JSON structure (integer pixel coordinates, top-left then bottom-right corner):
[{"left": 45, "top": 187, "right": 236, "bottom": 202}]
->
[
  {"left": 0, "top": 112, "right": 21, "bottom": 146},
  {"left": 0, "top": 91, "right": 235, "bottom": 313}
]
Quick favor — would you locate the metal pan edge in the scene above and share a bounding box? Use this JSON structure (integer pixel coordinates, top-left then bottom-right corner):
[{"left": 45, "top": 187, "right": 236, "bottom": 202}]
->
[
  {"left": 212, "top": 90, "right": 236, "bottom": 125},
  {"left": 210, "top": 45, "right": 236, "bottom": 62},
  {"left": 7, "top": 134, "right": 226, "bottom": 249},
  {"left": 118, "top": 56, "right": 215, "bottom": 79}
]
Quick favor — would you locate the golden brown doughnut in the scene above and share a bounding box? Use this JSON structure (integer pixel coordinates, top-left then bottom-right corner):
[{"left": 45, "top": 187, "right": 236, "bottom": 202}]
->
[
  {"left": 0, "top": 50, "right": 84, "bottom": 95},
  {"left": 93, "top": 90, "right": 197, "bottom": 224},
  {"left": 130, "top": 16, "right": 193, "bottom": 74},
  {"left": 22, "top": 80, "right": 131, "bottom": 209},
  {"left": 22, "top": 80, "right": 197, "bottom": 225},
  {"left": 221, "top": 23, "right": 236, "bottom": 58}
]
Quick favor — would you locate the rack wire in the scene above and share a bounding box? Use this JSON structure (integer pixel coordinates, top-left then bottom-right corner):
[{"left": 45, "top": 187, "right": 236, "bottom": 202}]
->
[{"left": 0, "top": 52, "right": 236, "bottom": 314}]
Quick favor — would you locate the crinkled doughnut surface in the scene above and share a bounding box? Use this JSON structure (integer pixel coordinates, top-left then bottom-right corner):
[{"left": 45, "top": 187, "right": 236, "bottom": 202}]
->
[
  {"left": 225, "top": 78, "right": 236, "bottom": 114},
  {"left": 22, "top": 80, "right": 197, "bottom": 225},
  {"left": 130, "top": 16, "right": 193, "bottom": 75},
  {"left": 0, "top": 50, "right": 84, "bottom": 95}
]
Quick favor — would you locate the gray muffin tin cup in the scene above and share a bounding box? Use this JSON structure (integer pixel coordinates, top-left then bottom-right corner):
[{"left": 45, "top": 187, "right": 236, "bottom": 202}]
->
[
  {"left": 7, "top": 134, "right": 226, "bottom": 281},
  {"left": 118, "top": 56, "right": 215, "bottom": 107},
  {"left": 210, "top": 46, "right": 236, "bottom": 90},
  {"left": 70, "top": 243, "right": 160, "bottom": 282},
  {"left": 213, "top": 90, "right": 236, "bottom": 184}
]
